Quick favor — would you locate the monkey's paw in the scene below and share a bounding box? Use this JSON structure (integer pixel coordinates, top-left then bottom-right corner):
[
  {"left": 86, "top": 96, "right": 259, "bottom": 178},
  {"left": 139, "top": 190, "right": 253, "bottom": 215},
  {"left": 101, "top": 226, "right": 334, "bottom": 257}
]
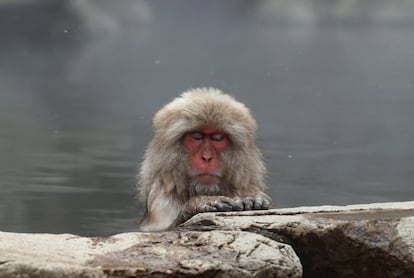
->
[
  {"left": 198, "top": 196, "right": 271, "bottom": 213},
  {"left": 175, "top": 195, "right": 271, "bottom": 227},
  {"left": 239, "top": 196, "right": 271, "bottom": 210}
]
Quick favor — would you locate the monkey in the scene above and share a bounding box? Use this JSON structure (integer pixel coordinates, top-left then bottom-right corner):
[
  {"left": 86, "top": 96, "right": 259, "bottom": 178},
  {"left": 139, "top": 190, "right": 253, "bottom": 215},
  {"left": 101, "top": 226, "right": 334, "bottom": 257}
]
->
[{"left": 137, "top": 88, "right": 271, "bottom": 232}]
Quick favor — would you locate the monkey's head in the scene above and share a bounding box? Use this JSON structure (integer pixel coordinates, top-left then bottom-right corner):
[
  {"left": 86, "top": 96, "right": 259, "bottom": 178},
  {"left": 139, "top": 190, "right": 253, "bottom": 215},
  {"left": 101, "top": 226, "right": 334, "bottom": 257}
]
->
[{"left": 139, "top": 88, "right": 266, "bottom": 202}]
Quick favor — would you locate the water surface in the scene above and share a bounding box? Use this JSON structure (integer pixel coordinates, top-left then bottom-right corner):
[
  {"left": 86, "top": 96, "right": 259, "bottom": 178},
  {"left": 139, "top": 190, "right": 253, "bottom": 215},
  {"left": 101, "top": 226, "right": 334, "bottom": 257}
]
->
[{"left": 1, "top": 0, "right": 413, "bottom": 236}]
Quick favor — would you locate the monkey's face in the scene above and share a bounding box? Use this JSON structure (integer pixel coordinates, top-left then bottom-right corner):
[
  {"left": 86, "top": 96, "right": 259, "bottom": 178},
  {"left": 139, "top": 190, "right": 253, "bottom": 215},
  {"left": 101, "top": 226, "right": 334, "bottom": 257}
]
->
[{"left": 184, "top": 128, "right": 230, "bottom": 195}]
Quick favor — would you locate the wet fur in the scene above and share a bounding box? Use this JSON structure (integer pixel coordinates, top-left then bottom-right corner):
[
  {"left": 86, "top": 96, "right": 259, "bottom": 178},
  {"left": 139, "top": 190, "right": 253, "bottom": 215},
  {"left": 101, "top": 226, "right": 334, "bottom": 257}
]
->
[{"left": 138, "top": 88, "right": 270, "bottom": 231}]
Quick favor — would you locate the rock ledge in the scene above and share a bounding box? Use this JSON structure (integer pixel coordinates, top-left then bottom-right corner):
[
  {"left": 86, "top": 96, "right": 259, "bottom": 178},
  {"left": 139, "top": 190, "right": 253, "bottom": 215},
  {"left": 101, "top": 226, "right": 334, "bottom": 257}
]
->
[
  {"left": 184, "top": 201, "right": 414, "bottom": 277},
  {"left": 1, "top": 201, "right": 414, "bottom": 277}
]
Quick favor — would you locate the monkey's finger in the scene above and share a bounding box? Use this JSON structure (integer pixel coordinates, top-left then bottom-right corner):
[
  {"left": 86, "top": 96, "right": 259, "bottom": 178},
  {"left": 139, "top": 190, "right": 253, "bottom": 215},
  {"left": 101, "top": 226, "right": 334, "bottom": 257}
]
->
[
  {"left": 229, "top": 197, "right": 244, "bottom": 211},
  {"left": 213, "top": 201, "right": 233, "bottom": 211},
  {"left": 242, "top": 198, "right": 254, "bottom": 210},
  {"left": 253, "top": 198, "right": 265, "bottom": 210},
  {"left": 261, "top": 199, "right": 271, "bottom": 209}
]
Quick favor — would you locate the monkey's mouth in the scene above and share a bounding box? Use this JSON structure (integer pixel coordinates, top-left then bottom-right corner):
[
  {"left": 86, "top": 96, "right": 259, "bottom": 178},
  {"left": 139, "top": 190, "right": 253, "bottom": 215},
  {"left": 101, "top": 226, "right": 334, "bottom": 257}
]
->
[{"left": 195, "top": 173, "right": 221, "bottom": 185}]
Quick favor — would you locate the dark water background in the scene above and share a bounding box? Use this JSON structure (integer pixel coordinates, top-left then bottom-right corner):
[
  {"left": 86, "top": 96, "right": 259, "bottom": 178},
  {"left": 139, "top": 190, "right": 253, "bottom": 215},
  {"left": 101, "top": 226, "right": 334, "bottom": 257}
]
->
[{"left": 1, "top": 0, "right": 413, "bottom": 236}]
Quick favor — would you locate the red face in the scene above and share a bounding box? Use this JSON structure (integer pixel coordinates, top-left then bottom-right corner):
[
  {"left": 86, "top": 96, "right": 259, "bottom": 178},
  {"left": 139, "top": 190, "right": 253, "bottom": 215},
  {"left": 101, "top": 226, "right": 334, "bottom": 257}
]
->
[{"left": 184, "top": 128, "right": 230, "bottom": 185}]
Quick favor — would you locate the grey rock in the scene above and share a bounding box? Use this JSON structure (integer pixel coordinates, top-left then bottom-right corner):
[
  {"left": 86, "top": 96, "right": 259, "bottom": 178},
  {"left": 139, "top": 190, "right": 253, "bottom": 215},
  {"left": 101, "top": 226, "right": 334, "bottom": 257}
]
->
[
  {"left": 3, "top": 201, "right": 413, "bottom": 277},
  {"left": 183, "top": 201, "right": 414, "bottom": 278},
  {"left": 0, "top": 230, "right": 302, "bottom": 278}
]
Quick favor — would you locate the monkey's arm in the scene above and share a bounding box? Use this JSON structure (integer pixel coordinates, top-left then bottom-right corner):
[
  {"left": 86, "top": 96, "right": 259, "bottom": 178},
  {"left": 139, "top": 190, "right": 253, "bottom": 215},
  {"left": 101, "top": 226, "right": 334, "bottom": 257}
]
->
[
  {"left": 138, "top": 193, "right": 181, "bottom": 232},
  {"left": 170, "top": 195, "right": 271, "bottom": 229}
]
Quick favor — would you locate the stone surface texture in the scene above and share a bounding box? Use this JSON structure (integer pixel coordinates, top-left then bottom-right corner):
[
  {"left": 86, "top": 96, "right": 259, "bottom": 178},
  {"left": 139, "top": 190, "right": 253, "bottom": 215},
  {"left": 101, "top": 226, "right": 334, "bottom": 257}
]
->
[
  {"left": 1, "top": 201, "right": 414, "bottom": 277},
  {"left": 184, "top": 201, "right": 414, "bottom": 278},
  {"left": 0, "top": 230, "right": 301, "bottom": 278}
]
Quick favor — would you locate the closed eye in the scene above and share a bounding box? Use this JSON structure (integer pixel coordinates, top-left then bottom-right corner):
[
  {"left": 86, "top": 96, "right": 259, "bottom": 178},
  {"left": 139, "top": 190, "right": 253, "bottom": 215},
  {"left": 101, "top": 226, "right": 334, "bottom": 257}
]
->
[
  {"left": 211, "top": 133, "right": 225, "bottom": 141},
  {"left": 190, "top": 132, "right": 204, "bottom": 140}
]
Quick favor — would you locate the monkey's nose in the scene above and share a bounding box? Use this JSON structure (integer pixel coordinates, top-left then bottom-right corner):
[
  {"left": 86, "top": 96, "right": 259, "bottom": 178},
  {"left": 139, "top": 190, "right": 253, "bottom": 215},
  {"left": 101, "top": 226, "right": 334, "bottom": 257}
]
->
[
  {"left": 202, "top": 155, "right": 213, "bottom": 162},
  {"left": 201, "top": 150, "right": 213, "bottom": 162}
]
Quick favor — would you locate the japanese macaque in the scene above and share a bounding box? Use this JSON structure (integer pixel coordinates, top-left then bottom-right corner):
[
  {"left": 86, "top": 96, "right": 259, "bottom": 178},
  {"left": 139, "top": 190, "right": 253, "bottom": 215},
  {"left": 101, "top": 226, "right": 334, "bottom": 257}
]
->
[{"left": 137, "top": 88, "right": 271, "bottom": 232}]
